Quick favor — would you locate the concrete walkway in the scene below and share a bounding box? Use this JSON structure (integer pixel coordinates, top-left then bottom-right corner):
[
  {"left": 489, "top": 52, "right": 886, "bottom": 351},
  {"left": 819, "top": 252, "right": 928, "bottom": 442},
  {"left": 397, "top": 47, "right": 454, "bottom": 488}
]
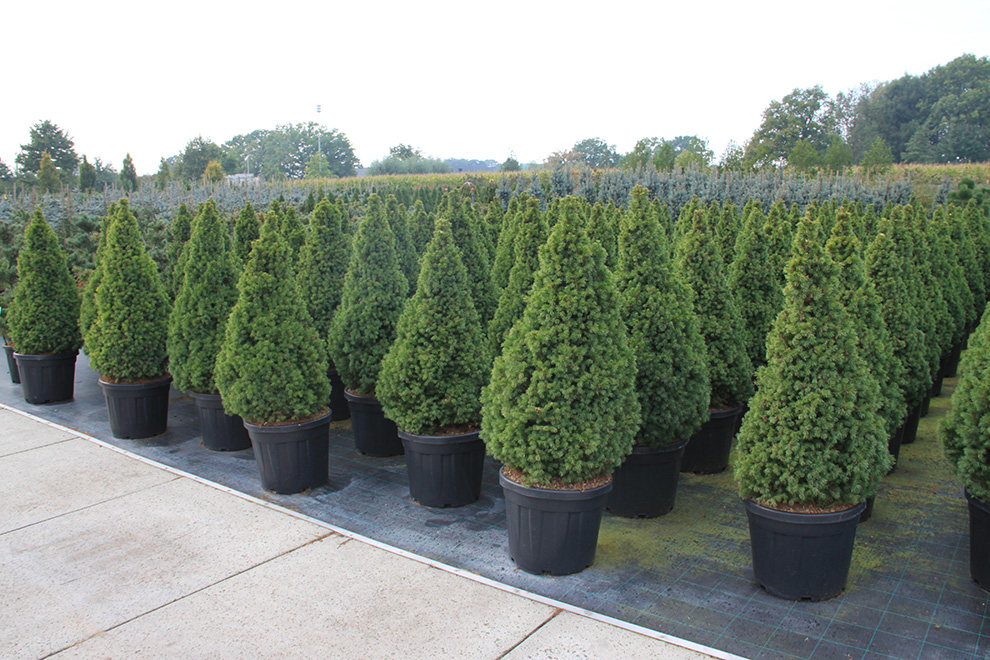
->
[{"left": 0, "top": 406, "right": 728, "bottom": 660}]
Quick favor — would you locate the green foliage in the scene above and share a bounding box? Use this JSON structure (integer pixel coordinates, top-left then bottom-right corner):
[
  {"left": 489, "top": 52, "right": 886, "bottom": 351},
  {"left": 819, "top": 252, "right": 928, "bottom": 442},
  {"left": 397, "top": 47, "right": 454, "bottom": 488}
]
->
[
  {"left": 406, "top": 199, "right": 433, "bottom": 255},
  {"left": 16, "top": 120, "right": 78, "bottom": 175},
  {"left": 501, "top": 156, "right": 521, "bottom": 172},
  {"left": 674, "top": 208, "right": 754, "bottom": 408},
  {"left": 37, "top": 152, "right": 59, "bottom": 193},
  {"left": 177, "top": 136, "right": 223, "bottom": 182},
  {"left": 8, "top": 209, "right": 81, "bottom": 354},
  {"left": 481, "top": 197, "right": 640, "bottom": 486},
  {"left": 328, "top": 194, "right": 408, "bottom": 396},
  {"left": 788, "top": 139, "right": 821, "bottom": 171},
  {"left": 79, "top": 205, "right": 114, "bottom": 351},
  {"left": 119, "top": 153, "right": 138, "bottom": 192},
  {"left": 490, "top": 196, "right": 523, "bottom": 293},
  {"left": 202, "top": 159, "right": 225, "bottom": 184},
  {"left": 79, "top": 156, "right": 97, "bottom": 192},
  {"left": 586, "top": 202, "right": 619, "bottom": 270},
  {"left": 86, "top": 200, "right": 169, "bottom": 382},
  {"left": 728, "top": 204, "right": 781, "bottom": 372},
  {"left": 572, "top": 138, "right": 619, "bottom": 169},
  {"left": 735, "top": 215, "right": 891, "bottom": 507},
  {"left": 442, "top": 193, "right": 496, "bottom": 324},
  {"left": 745, "top": 86, "right": 838, "bottom": 168},
  {"left": 297, "top": 198, "right": 350, "bottom": 365},
  {"left": 931, "top": 207, "right": 973, "bottom": 344},
  {"left": 165, "top": 203, "right": 193, "bottom": 299},
  {"left": 823, "top": 136, "right": 853, "bottom": 171},
  {"left": 155, "top": 158, "right": 170, "bottom": 191},
  {"left": 487, "top": 195, "right": 547, "bottom": 359},
  {"left": 385, "top": 194, "right": 419, "bottom": 290},
  {"left": 278, "top": 205, "right": 307, "bottom": 263},
  {"left": 861, "top": 137, "right": 894, "bottom": 177},
  {"left": 214, "top": 221, "right": 329, "bottom": 423},
  {"left": 233, "top": 202, "right": 261, "bottom": 266},
  {"left": 367, "top": 154, "right": 451, "bottom": 176},
  {"left": 378, "top": 218, "right": 487, "bottom": 434},
  {"left": 941, "top": 308, "right": 990, "bottom": 500},
  {"left": 617, "top": 187, "right": 709, "bottom": 447},
  {"left": 167, "top": 200, "right": 237, "bottom": 393},
  {"left": 223, "top": 122, "right": 359, "bottom": 179}
]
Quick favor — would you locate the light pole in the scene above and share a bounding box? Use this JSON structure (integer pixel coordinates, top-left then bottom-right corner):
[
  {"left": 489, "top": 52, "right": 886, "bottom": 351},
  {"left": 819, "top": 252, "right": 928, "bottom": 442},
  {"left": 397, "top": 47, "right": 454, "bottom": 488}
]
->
[{"left": 316, "top": 104, "right": 323, "bottom": 177}]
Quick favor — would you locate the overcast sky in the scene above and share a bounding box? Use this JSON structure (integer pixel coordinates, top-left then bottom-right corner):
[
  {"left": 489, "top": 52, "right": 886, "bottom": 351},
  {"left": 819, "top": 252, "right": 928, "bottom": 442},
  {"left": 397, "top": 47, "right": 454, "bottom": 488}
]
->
[{"left": 3, "top": 0, "right": 988, "bottom": 176}]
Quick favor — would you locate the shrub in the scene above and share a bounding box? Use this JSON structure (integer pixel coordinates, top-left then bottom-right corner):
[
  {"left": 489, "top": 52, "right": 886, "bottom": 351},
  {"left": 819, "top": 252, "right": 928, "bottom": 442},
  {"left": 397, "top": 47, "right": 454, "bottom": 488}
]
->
[
  {"left": 328, "top": 194, "right": 408, "bottom": 396},
  {"left": 378, "top": 217, "right": 487, "bottom": 435},
  {"left": 165, "top": 202, "right": 193, "bottom": 299},
  {"left": 481, "top": 196, "right": 640, "bottom": 486},
  {"left": 440, "top": 193, "right": 496, "bottom": 324},
  {"left": 728, "top": 202, "right": 781, "bottom": 372},
  {"left": 616, "top": 186, "right": 709, "bottom": 447},
  {"left": 214, "top": 221, "right": 329, "bottom": 423},
  {"left": 8, "top": 209, "right": 82, "bottom": 354},
  {"left": 79, "top": 203, "right": 115, "bottom": 352},
  {"left": 735, "top": 214, "right": 891, "bottom": 508},
  {"left": 385, "top": 194, "right": 419, "bottom": 291},
  {"left": 86, "top": 199, "right": 170, "bottom": 382},
  {"left": 167, "top": 199, "right": 238, "bottom": 393},
  {"left": 297, "top": 197, "right": 350, "bottom": 365},
  {"left": 233, "top": 202, "right": 261, "bottom": 267}
]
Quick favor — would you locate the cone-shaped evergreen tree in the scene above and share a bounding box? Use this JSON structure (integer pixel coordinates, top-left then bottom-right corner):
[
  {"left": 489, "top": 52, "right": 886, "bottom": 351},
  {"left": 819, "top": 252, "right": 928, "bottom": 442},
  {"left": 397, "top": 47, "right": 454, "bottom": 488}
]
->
[
  {"left": 297, "top": 198, "right": 350, "bottom": 369},
  {"left": 166, "top": 202, "right": 193, "bottom": 299},
  {"left": 729, "top": 204, "right": 781, "bottom": 373},
  {"left": 9, "top": 209, "right": 82, "bottom": 355},
  {"left": 490, "top": 195, "right": 524, "bottom": 294},
  {"left": 214, "top": 220, "right": 329, "bottom": 423},
  {"left": 378, "top": 217, "right": 487, "bottom": 435},
  {"left": 911, "top": 209, "right": 953, "bottom": 376},
  {"left": 950, "top": 205, "right": 985, "bottom": 325},
  {"left": 328, "top": 194, "right": 408, "bottom": 396},
  {"left": 715, "top": 201, "right": 741, "bottom": 269},
  {"left": 279, "top": 205, "right": 306, "bottom": 263},
  {"left": 674, "top": 208, "right": 754, "bottom": 409},
  {"left": 233, "top": 202, "right": 261, "bottom": 267},
  {"left": 932, "top": 207, "right": 972, "bottom": 346},
  {"left": 866, "top": 218, "right": 931, "bottom": 410},
  {"left": 87, "top": 199, "right": 170, "bottom": 382},
  {"left": 487, "top": 195, "right": 547, "bottom": 359},
  {"left": 617, "top": 186, "right": 709, "bottom": 447},
  {"left": 765, "top": 201, "right": 794, "bottom": 286},
  {"left": 586, "top": 201, "right": 620, "bottom": 270},
  {"left": 442, "top": 193, "right": 495, "bottom": 324},
  {"left": 481, "top": 196, "right": 640, "bottom": 487},
  {"left": 406, "top": 199, "right": 433, "bottom": 256},
  {"left": 79, "top": 203, "right": 116, "bottom": 352},
  {"left": 167, "top": 199, "right": 238, "bottom": 394},
  {"left": 941, "top": 307, "right": 990, "bottom": 500},
  {"left": 385, "top": 194, "right": 418, "bottom": 291},
  {"left": 735, "top": 215, "right": 891, "bottom": 508},
  {"left": 827, "top": 211, "right": 906, "bottom": 439}
]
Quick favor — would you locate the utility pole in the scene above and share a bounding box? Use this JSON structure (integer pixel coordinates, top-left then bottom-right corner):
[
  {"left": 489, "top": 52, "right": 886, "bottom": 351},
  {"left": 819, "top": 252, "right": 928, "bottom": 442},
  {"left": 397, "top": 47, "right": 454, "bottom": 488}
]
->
[{"left": 317, "top": 104, "right": 322, "bottom": 176}]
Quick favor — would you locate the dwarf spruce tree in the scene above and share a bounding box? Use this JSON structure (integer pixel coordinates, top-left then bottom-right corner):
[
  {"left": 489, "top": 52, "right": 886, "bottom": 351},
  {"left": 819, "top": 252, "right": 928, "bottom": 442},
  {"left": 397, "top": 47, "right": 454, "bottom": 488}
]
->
[
  {"left": 481, "top": 196, "right": 640, "bottom": 486},
  {"left": 233, "top": 202, "right": 261, "bottom": 266},
  {"left": 490, "top": 196, "right": 524, "bottom": 293},
  {"left": 442, "top": 193, "right": 495, "bottom": 324},
  {"left": 586, "top": 201, "right": 620, "bottom": 270},
  {"left": 297, "top": 197, "right": 350, "bottom": 365},
  {"left": 79, "top": 203, "right": 116, "bottom": 351},
  {"left": 167, "top": 199, "right": 238, "bottom": 394},
  {"left": 617, "top": 187, "right": 709, "bottom": 447},
  {"left": 674, "top": 208, "right": 753, "bottom": 409},
  {"left": 385, "top": 194, "right": 419, "bottom": 291},
  {"left": 166, "top": 202, "right": 193, "bottom": 299},
  {"left": 941, "top": 308, "right": 990, "bottom": 500},
  {"left": 214, "top": 220, "right": 329, "bottom": 423},
  {"left": 406, "top": 199, "right": 432, "bottom": 256},
  {"left": 735, "top": 215, "right": 891, "bottom": 508},
  {"left": 8, "top": 209, "right": 82, "bottom": 355},
  {"left": 87, "top": 199, "right": 169, "bottom": 382},
  {"left": 932, "top": 207, "right": 973, "bottom": 345},
  {"left": 729, "top": 204, "right": 781, "bottom": 373},
  {"left": 328, "top": 194, "right": 408, "bottom": 397},
  {"left": 378, "top": 218, "right": 487, "bottom": 435},
  {"left": 715, "top": 201, "right": 741, "bottom": 269}
]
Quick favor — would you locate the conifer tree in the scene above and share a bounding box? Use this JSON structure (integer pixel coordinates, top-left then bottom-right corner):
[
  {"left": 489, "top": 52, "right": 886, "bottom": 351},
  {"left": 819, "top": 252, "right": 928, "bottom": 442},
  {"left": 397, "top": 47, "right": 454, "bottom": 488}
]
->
[
  {"left": 715, "top": 201, "right": 741, "bottom": 269},
  {"left": 37, "top": 152, "right": 59, "bottom": 194},
  {"left": 119, "top": 153, "right": 138, "bottom": 192},
  {"left": 233, "top": 202, "right": 261, "bottom": 267},
  {"left": 765, "top": 200, "right": 794, "bottom": 286},
  {"left": 487, "top": 194, "right": 547, "bottom": 359},
  {"left": 586, "top": 201, "right": 620, "bottom": 270},
  {"left": 378, "top": 217, "right": 487, "bottom": 435},
  {"left": 166, "top": 203, "right": 193, "bottom": 299},
  {"left": 79, "top": 203, "right": 116, "bottom": 351},
  {"left": 406, "top": 199, "right": 432, "bottom": 256},
  {"left": 490, "top": 196, "right": 524, "bottom": 293},
  {"left": 735, "top": 215, "right": 891, "bottom": 508},
  {"left": 932, "top": 207, "right": 972, "bottom": 346},
  {"left": 482, "top": 196, "right": 640, "bottom": 486},
  {"left": 950, "top": 205, "right": 985, "bottom": 325},
  {"left": 328, "top": 194, "right": 408, "bottom": 396},
  {"left": 674, "top": 208, "right": 754, "bottom": 409},
  {"left": 442, "top": 193, "right": 495, "bottom": 324},
  {"left": 729, "top": 205, "right": 781, "bottom": 372},
  {"left": 385, "top": 194, "right": 418, "bottom": 291},
  {"left": 617, "top": 186, "right": 709, "bottom": 447},
  {"left": 297, "top": 197, "right": 350, "bottom": 365},
  {"left": 79, "top": 156, "right": 97, "bottom": 192},
  {"left": 167, "top": 199, "right": 237, "bottom": 393},
  {"left": 279, "top": 205, "right": 306, "bottom": 263},
  {"left": 155, "top": 158, "right": 170, "bottom": 191},
  {"left": 86, "top": 199, "right": 169, "bottom": 382},
  {"left": 214, "top": 221, "right": 329, "bottom": 423},
  {"left": 8, "top": 209, "right": 82, "bottom": 355}
]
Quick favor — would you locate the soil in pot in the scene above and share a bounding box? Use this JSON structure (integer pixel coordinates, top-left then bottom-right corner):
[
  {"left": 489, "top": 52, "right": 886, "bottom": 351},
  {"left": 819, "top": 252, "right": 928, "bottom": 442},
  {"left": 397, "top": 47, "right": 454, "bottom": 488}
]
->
[
  {"left": 398, "top": 429, "right": 485, "bottom": 507},
  {"left": 607, "top": 439, "right": 688, "bottom": 518}
]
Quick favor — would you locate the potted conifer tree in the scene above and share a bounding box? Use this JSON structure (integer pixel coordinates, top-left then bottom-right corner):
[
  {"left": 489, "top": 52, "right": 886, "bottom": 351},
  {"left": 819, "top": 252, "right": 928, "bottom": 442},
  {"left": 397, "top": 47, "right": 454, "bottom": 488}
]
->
[
  {"left": 328, "top": 194, "right": 408, "bottom": 457},
  {"left": 734, "top": 215, "right": 891, "bottom": 601},
  {"left": 1, "top": 292, "right": 19, "bottom": 384},
  {"left": 8, "top": 209, "right": 82, "bottom": 404},
  {"left": 214, "top": 221, "right": 331, "bottom": 494},
  {"left": 298, "top": 198, "right": 351, "bottom": 421},
  {"left": 674, "top": 208, "right": 754, "bottom": 474},
  {"left": 482, "top": 197, "right": 640, "bottom": 576},
  {"left": 86, "top": 200, "right": 172, "bottom": 439},
  {"left": 608, "top": 187, "right": 710, "bottom": 518},
  {"left": 378, "top": 217, "right": 488, "bottom": 507},
  {"left": 167, "top": 199, "right": 247, "bottom": 451},
  {"left": 941, "top": 307, "right": 990, "bottom": 590}
]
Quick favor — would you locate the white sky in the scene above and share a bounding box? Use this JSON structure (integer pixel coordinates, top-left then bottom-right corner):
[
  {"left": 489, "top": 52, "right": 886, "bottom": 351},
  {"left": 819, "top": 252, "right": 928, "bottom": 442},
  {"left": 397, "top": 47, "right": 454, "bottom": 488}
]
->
[{"left": 2, "top": 0, "right": 988, "bottom": 176}]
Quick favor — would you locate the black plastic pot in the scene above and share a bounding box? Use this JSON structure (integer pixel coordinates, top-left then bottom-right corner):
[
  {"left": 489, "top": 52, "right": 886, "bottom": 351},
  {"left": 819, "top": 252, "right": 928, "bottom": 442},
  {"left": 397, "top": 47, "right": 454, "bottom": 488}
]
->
[
  {"left": 190, "top": 391, "right": 251, "bottom": 452},
  {"left": 859, "top": 495, "right": 876, "bottom": 523},
  {"left": 887, "top": 422, "right": 905, "bottom": 474},
  {"left": 944, "top": 341, "right": 964, "bottom": 379},
  {"left": 607, "top": 439, "right": 688, "bottom": 518},
  {"left": 398, "top": 429, "right": 485, "bottom": 507},
  {"left": 920, "top": 388, "right": 932, "bottom": 418},
  {"left": 4, "top": 344, "right": 20, "bottom": 384},
  {"left": 932, "top": 354, "right": 947, "bottom": 397},
  {"left": 681, "top": 407, "right": 740, "bottom": 474},
  {"left": 745, "top": 499, "right": 865, "bottom": 601},
  {"left": 500, "top": 468, "right": 612, "bottom": 576},
  {"left": 15, "top": 350, "right": 77, "bottom": 404},
  {"left": 343, "top": 390, "right": 403, "bottom": 457},
  {"left": 244, "top": 411, "right": 331, "bottom": 494},
  {"left": 327, "top": 367, "right": 350, "bottom": 421},
  {"left": 99, "top": 375, "right": 172, "bottom": 439},
  {"left": 966, "top": 489, "right": 990, "bottom": 591},
  {"left": 900, "top": 403, "right": 923, "bottom": 445}
]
